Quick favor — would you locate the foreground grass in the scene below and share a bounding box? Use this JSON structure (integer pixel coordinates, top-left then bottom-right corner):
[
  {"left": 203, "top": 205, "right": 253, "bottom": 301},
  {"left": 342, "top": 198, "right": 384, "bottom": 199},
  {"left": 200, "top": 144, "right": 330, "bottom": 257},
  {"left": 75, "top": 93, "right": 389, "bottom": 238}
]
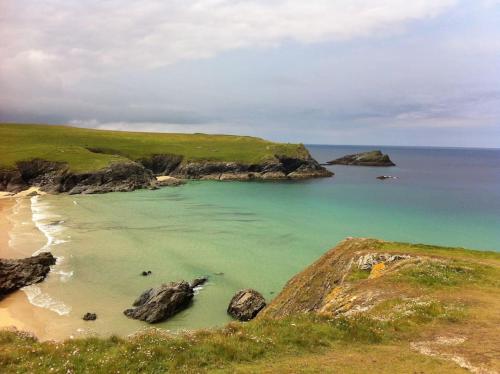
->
[
  {"left": 0, "top": 123, "right": 307, "bottom": 172},
  {"left": 0, "top": 310, "right": 465, "bottom": 373}
]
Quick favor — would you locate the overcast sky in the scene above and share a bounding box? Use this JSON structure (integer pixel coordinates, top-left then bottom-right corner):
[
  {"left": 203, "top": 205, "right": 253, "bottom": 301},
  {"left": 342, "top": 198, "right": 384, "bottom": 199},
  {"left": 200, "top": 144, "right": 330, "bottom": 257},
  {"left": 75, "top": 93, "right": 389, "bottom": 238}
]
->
[{"left": 1, "top": 0, "right": 499, "bottom": 147}]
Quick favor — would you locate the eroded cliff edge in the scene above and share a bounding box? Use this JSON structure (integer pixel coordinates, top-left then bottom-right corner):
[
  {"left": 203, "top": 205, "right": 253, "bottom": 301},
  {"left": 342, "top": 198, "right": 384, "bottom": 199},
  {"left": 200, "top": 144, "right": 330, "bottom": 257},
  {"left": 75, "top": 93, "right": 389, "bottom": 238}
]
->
[{"left": 0, "top": 149, "right": 332, "bottom": 194}]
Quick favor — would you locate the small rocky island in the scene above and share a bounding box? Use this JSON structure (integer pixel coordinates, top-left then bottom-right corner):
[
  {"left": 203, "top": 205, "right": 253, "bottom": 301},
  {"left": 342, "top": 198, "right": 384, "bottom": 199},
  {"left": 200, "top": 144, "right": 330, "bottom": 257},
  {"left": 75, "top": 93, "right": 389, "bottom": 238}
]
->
[{"left": 326, "top": 150, "right": 395, "bottom": 166}]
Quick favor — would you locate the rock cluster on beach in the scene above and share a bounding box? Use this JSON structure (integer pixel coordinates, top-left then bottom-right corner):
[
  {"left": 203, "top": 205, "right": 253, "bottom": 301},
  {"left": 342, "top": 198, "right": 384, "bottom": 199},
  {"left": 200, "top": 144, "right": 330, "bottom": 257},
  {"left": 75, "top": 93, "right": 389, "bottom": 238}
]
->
[
  {"left": 0, "top": 252, "right": 56, "bottom": 299},
  {"left": 227, "top": 289, "right": 266, "bottom": 321},
  {"left": 326, "top": 150, "right": 395, "bottom": 167}
]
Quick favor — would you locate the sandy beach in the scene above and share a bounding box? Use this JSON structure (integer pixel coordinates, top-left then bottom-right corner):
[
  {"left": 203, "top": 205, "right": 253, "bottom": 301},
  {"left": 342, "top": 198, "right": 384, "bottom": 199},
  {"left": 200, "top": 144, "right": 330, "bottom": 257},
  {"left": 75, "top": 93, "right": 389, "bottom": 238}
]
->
[
  {"left": 0, "top": 198, "right": 28, "bottom": 331},
  {"left": 0, "top": 196, "right": 53, "bottom": 339}
]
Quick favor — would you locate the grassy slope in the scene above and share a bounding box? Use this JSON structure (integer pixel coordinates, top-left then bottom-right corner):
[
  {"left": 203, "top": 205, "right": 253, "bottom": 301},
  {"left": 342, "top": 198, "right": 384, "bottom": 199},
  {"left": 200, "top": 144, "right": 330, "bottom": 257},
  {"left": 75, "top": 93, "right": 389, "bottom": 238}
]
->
[
  {"left": 0, "top": 240, "right": 499, "bottom": 373},
  {"left": 0, "top": 123, "right": 307, "bottom": 173}
]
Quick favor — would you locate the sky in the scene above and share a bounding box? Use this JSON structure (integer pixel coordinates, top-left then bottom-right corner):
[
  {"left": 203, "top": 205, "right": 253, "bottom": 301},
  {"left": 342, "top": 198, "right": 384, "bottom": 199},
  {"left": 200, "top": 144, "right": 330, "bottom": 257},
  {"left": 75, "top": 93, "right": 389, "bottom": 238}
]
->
[{"left": 1, "top": 0, "right": 499, "bottom": 147}]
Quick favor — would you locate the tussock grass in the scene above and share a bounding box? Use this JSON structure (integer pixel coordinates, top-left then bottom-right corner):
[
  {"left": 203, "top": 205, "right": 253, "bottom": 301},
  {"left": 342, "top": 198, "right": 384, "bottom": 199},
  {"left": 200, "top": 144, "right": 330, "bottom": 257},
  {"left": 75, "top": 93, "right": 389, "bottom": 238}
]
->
[{"left": 0, "top": 308, "right": 465, "bottom": 373}]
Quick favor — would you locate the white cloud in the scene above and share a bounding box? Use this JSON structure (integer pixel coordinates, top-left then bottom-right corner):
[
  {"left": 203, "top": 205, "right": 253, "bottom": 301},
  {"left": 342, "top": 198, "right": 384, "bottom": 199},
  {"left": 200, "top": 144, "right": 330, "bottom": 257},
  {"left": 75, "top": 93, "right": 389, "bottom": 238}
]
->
[{"left": 0, "top": 0, "right": 456, "bottom": 75}]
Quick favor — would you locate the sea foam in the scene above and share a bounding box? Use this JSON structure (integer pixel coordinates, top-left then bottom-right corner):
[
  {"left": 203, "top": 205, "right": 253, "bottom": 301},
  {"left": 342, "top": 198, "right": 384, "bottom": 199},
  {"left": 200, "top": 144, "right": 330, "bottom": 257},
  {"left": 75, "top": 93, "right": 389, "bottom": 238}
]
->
[
  {"left": 20, "top": 196, "right": 73, "bottom": 315},
  {"left": 22, "top": 285, "right": 72, "bottom": 315}
]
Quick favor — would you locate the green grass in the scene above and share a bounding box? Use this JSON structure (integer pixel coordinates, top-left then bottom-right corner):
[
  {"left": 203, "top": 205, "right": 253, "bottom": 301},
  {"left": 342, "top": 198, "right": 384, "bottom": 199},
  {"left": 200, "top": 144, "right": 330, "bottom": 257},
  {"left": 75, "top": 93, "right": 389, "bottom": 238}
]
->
[
  {"left": 0, "top": 310, "right": 462, "bottom": 374},
  {"left": 380, "top": 241, "right": 500, "bottom": 262},
  {"left": 0, "top": 123, "right": 308, "bottom": 173}
]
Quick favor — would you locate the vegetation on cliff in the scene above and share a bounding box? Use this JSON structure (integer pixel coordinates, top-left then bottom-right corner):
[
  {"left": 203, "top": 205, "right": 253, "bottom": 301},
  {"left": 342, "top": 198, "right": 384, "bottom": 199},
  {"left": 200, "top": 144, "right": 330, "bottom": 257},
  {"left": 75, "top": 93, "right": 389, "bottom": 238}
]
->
[
  {"left": 0, "top": 123, "right": 308, "bottom": 173},
  {"left": 1, "top": 238, "right": 498, "bottom": 373}
]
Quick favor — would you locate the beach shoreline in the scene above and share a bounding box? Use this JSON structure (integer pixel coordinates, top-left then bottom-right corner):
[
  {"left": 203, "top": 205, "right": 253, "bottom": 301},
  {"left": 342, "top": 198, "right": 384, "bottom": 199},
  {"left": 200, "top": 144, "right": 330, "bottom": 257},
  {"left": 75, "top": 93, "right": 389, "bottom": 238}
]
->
[
  {"left": 0, "top": 198, "right": 31, "bottom": 333},
  {"left": 0, "top": 195, "right": 54, "bottom": 340}
]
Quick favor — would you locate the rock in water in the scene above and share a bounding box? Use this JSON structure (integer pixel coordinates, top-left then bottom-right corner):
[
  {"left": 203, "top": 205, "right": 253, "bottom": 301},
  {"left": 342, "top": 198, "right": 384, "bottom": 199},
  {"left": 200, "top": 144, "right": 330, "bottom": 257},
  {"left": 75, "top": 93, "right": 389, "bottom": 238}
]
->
[
  {"left": 0, "top": 252, "right": 56, "bottom": 299},
  {"left": 227, "top": 289, "right": 266, "bottom": 321},
  {"left": 124, "top": 281, "right": 194, "bottom": 323},
  {"left": 83, "top": 312, "right": 97, "bottom": 321},
  {"left": 326, "top": 150, "right": 395, "bottom": 167},
  {"left": 190, "top": 277, "right": 208, "bottom": 289}
]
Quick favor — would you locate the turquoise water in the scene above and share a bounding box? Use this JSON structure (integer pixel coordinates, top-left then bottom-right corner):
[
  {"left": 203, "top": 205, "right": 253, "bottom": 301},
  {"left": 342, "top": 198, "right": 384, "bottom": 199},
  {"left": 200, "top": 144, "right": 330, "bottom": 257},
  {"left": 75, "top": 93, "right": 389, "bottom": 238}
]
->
[{"left": 14, "top": 145, "right": 500, "bottom": 339}]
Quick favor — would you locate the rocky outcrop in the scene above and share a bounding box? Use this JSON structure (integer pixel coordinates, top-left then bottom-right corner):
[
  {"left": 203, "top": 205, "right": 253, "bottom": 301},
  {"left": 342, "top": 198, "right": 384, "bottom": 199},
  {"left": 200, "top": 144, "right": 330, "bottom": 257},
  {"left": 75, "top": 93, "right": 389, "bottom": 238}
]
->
[
  {"left": 227, "top": 289, "right": 266, "bottom": 321},
  {"left": 124, "top": 281, "right": 194, "bottom": 323},
  {"left": 170, "top": 154, "right": 332, "bottom": 181},
  {"left": 59, "top": 161, "right": 156, "bottom": 195},
  {"left": 0, "top": 159, "right": 157, "bottom": 194},
  {"left": 0, "top": 252, "right": 56, "bottom": 299},
  {"left": 259, "top": 238, "right": 416, "bottom": 319},
  {"left": 138, "top": 154, "right": 183, "bottom": 176},
  {"left": 326, "top": 150, "right": 395, "bottom": 167},
  {"left": 190, "top": 277, "right": 208, "bottom": 289},
  {"left": 0, "top": 148, "right": 331, "bottom": 195}
]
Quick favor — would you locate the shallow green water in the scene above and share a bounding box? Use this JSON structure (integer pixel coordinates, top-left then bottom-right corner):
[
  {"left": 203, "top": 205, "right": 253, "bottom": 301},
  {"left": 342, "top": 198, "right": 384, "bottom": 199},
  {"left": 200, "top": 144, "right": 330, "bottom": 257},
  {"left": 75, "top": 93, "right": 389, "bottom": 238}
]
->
[{"left": 12, "top": 145, "right": 500, "bottom": 339}]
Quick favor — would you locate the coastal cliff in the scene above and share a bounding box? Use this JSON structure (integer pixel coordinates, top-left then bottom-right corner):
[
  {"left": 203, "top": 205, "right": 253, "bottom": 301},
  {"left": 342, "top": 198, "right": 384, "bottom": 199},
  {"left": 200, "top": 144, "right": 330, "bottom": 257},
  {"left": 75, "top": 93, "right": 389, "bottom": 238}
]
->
[
  {"left": 0, "top": 151, "right": 332, "bottom": 194},
  {"left": 0, "top": 124, "right": 332, "bottom": 194}
]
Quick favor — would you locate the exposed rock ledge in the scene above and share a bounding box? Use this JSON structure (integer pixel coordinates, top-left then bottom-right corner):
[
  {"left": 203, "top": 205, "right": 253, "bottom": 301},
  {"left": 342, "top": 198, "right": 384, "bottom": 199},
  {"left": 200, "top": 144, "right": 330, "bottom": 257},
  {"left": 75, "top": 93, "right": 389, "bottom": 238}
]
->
[
  {"left": 0, "top": 252, "right": 56, "bottom": 299},
  {"left": 259, "top": 238, "right": 417, "bottom": 319},
  {"left": 0, "top": 152, "right": 332, "bottom": 195},
  {"left": 326, "top": 150, "right": 395, "bottom": 166}
]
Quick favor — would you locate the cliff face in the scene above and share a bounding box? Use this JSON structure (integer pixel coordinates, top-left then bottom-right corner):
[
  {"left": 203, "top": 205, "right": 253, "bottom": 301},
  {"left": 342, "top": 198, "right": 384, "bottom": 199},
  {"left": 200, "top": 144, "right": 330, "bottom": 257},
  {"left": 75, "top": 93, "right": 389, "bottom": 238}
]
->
[
  {"left": 259, "top": 238, "right": 491, "bottom": 319},
  {"left": 0, "top": 160, "right": 156, "bottom": 194},
  {"left": 259, "top": 238, "right": 411, "bottom": 319},
  {"left": 0, "top": 150, "right": 332, "bottom": 194},
  {"left": 260, "top": 238, "right": 500, "bottom": 373}
]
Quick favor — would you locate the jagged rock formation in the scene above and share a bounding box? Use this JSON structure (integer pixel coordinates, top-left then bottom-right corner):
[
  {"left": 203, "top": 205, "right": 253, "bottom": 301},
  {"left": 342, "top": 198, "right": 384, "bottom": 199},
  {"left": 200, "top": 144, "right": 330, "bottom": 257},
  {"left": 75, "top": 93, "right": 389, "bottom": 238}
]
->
[
  {"left": 227, "top": 289, "right": 266, "bottom": 321},
  {"left": 326, "top": 150, "right": 395, "bottom": 166},
  {"left": 259, "top": 238, "right": 417, "bottom": 319},
  {"left": 170, "top": 154, "right": 332, "bottom": 181},
  {"left": 124, "top": 281, "right": 195, "bottom": 323},
  {"left": 0, "top": 160, "right": 156, "bottom": 194},
  {"left": 0, "top": 252, "right": 56, "bottom": 299},
  {"left": 0, "top": 150, "right": 332, "bottom": 195}
]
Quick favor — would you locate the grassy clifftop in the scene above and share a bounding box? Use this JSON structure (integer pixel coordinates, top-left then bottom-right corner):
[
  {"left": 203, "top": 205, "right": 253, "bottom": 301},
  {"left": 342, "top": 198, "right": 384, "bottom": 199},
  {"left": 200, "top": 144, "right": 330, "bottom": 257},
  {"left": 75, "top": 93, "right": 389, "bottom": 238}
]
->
[
  {"left": 1, "top": 239, "right": 499, "bottom": 373},
  {"left": 0, "top": 123, "right": 308, "bottom": 173}
]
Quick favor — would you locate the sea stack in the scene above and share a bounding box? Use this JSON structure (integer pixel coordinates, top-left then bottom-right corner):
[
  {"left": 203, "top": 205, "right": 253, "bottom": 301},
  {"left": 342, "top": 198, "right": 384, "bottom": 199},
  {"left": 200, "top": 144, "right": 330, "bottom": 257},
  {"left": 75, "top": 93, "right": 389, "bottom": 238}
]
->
[{"left": 326, "top": 150, "right": 395, "bottom": 167}]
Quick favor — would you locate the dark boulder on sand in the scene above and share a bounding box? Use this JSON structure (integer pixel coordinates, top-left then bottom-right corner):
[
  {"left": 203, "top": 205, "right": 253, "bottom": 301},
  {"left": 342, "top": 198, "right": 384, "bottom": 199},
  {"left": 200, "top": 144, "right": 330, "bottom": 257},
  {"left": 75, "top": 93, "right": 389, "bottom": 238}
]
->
[
  {"left": 327, "top": 150, "right": 395, "bottom": 167},
  {"left": 227, "top": 289, "right": 266, "bottom": 321},
  {"left": 0, "top": 252, "right": 56, "bottom": 299},
  {"left": 83, "top": 312, "right": 97, "bottom": 321},
  {"left": 124, "top": 281, "right": 195, "bottom": 323}
]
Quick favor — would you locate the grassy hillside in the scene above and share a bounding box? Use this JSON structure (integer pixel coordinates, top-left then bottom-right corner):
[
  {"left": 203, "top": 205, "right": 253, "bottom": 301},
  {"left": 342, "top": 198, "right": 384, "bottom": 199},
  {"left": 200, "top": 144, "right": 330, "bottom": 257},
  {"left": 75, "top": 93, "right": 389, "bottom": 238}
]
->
[
  {"left": 0, "top": 123, "right": 307, "bottom": 173},
  {"left": 1, "top": 239, "right": 499, "bottom": 373}
]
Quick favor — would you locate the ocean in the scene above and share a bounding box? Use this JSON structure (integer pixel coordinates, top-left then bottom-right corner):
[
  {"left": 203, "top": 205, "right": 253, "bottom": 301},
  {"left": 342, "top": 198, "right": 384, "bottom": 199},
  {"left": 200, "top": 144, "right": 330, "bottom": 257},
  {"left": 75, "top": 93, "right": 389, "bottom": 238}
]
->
[{"left": 8, "top": 145, "right": 500, "bottom": 339}]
